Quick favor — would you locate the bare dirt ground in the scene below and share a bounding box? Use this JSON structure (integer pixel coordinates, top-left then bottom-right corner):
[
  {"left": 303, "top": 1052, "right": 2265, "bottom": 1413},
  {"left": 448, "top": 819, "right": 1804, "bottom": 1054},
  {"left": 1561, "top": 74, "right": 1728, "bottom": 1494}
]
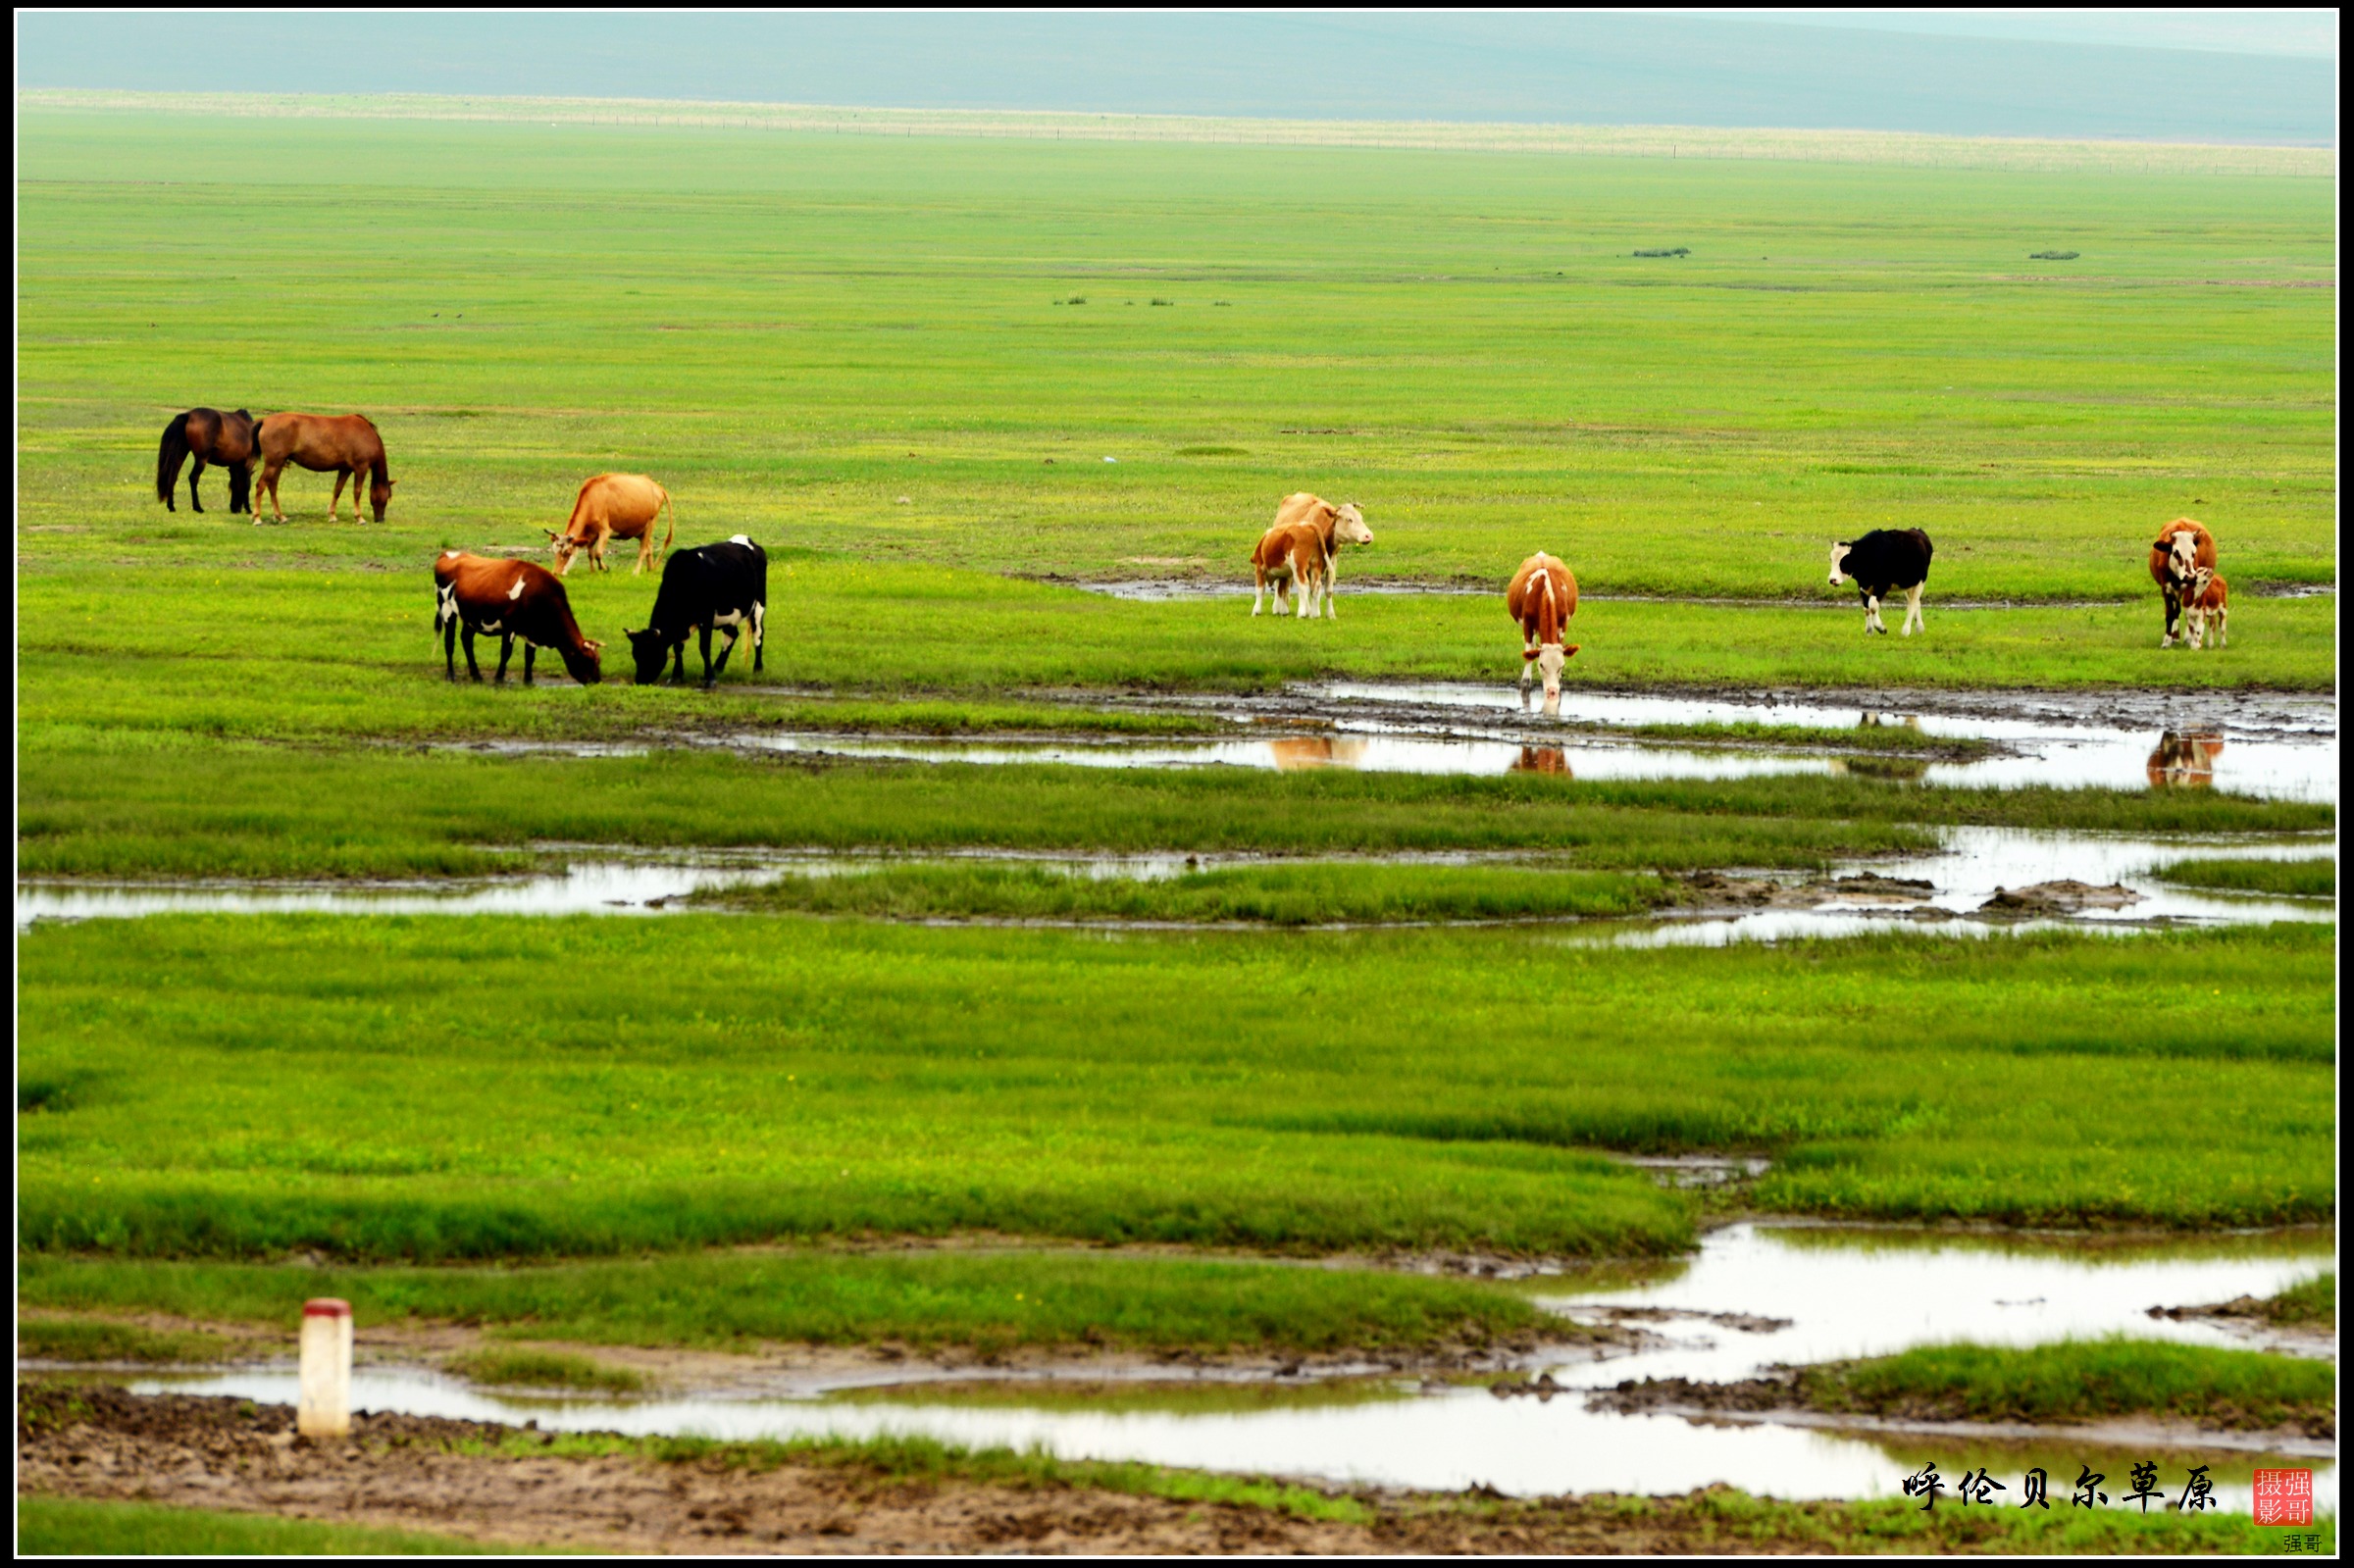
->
[
  {"left": 14, "top": 1384, "right": 1896, "bottom": 1554},
  {"left": 1589, "top": 1371, "right": 2336, "bottom": 1449}
]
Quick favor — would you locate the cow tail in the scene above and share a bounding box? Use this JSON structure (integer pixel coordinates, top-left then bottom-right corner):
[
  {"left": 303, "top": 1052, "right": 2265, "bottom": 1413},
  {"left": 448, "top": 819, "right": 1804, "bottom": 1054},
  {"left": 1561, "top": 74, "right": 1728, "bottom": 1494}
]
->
[
  {"left": 157, "top": 413, "right": 190, "bottom": 502},
  {"left": 660, "top": 486, "right": 676, "bottom": 562}
]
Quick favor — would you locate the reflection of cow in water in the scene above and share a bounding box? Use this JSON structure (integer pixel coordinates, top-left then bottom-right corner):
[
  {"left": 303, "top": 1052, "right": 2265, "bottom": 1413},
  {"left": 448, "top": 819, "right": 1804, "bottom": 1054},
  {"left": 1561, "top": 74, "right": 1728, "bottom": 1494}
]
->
[
  {"left": 2147, "top": 731, "right": 2225, "bottom": 787},
  {"left": 1266, "top": 736, "right": 1370, "bottom": 771},
  {"left": 1511, "top": 746, "right": 1572, "bottom": 777}
]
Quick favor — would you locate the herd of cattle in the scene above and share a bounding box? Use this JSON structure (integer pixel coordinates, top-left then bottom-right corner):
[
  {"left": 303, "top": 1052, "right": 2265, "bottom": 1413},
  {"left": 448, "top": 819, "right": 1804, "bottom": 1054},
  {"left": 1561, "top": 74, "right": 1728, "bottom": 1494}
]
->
[{"left": 156, "top": 406, "right": 2238, "bottom": 693}]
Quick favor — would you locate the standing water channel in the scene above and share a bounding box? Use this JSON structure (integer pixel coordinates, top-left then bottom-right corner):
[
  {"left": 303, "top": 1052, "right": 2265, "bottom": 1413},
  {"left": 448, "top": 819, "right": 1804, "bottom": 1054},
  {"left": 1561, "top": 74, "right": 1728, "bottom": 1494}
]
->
[{"left": 130, "top": 1223, "right": 2334, "bottom": 1507}]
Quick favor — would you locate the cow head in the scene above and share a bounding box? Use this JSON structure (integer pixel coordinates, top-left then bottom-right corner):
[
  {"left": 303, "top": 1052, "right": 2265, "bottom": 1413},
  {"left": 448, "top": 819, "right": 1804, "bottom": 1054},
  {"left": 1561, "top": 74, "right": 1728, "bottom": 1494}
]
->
[
  {"left": 2190, "top": 565, "right": 2217, "bottom": 600},
  {"left": 2165, "top": 531, "right": 2202, "bottom": 586},
  {"left": 624, "top": 627, "right": 672, "bottom": 685},
  {"left": 1333, "top": 503, "right": 1373, "bottom": 547},
  {"left": 1827, "top": 541, "right": 1854, "bottom": 587},
  {"left": 1534, "top": 641, "right": 1580, "bottom": 703},
  {"left": 561, "top": 637, "right": 604, "bottom": 686},
  {"left": 545, "top": 529, "right": 581, "bottom": 574}
]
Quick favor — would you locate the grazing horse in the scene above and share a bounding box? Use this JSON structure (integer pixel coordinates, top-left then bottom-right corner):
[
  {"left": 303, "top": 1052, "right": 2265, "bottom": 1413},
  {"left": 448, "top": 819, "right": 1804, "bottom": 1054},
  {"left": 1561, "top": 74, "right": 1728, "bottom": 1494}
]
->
[
  {"left": 156, "top": 407, "right": 259, "bottom": 515},
  {"left": 254, "top": 413, "right": 395, "bottom": 524},
  {"left": 1508, "top": 552, "right": 1580, "bottom": 706}
]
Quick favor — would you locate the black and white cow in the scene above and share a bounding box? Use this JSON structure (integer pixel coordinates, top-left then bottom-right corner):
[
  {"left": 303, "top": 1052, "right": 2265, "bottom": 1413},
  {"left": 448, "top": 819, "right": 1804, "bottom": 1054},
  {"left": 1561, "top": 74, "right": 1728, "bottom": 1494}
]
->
[
  {"left": 1827, "top": 529, "right": 1934, "bottom": 635},
  {"left": 623, "top": 535, "right": 767, "bottom": 687}
]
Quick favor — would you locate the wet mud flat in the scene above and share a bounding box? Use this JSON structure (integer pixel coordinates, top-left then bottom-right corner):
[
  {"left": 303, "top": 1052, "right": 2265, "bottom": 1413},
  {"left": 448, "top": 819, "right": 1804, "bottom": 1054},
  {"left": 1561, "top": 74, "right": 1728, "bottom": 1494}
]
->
[{"left": 14, "top": 1384, "right": 2004, "bottom": 1556}]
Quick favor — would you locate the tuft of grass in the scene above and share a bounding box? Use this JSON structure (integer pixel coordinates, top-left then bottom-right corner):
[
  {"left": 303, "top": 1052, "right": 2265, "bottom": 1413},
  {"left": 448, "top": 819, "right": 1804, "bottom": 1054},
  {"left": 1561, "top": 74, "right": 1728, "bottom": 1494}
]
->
[
  {"left": 1620, "top": 720, "right": 1987, "bottom": 754},
  {"left": 444, "top": 1346, "right": 646, "bottom": 1393},
  {"left": 19, "top": 1249, "right": 1566, "bottom": 1359},
  {"left": 1800, "top": 1338, "right": 2336, "bottom": 1432},
  {"left": 2150, "top": 856, "right": 2334, "bottom": 898},
  {"left": 17, "top": 1315, "right": 231, "bottom": 1364},
  {"left": 2261, "top": 1272, "right": 2335, "bottom": 1329},
  {"left": 15, "top": 1494, "right": 519, "bottom": 1555},
  {"left": 705, "top": 861, "right": 1680, "bottom": 925}
]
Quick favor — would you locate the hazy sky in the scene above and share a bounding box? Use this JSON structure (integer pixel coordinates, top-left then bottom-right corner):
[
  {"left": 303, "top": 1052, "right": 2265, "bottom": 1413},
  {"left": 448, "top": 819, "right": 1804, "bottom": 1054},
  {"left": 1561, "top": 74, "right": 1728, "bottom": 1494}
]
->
[{"left": 1665, "top": 9, "right": 2337, "bottom": 59}]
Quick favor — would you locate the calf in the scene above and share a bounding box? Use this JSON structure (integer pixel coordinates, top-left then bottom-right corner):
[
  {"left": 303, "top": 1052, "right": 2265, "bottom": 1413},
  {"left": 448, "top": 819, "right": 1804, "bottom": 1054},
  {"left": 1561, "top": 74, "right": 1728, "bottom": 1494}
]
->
[
  {"left": 624, "top": 535, "right": 767, "bottom": 687},
  {"left": 433, "top": 551, "right": 602, "bottom": 684},
  {"left": 1252, "top": 493, "right": 1372, "bottom": 617},
  {"left": 2183, "top": 567, "right": 2229, "bottom": 650},
  {"left": 2148, "top": 518, "right": 2217, "bottom": 648},
  {"left": 1508, "top": 551, "right": 1580, "bottom": 705},
  {"left": 1827, "top": 529, "right": 1933, "bottom": 635}
]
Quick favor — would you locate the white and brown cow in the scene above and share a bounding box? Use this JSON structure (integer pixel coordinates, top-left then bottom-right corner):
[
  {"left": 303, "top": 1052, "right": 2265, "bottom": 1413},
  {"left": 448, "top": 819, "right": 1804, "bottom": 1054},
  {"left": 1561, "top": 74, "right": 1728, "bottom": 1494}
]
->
[
  {"left": 1251, "top": 493, "right": 1371, "bottom": 618},
  {"left": 434, "top": 551, "right": 603, "bottom": 684},
  {"left": 2184, "top": 567, "right": 2229, "bottom": 650},
  {"left": 2148, "top": 518, "right": 2217, "bottom": 648},
  {"left": 546, "top": 473, "right": 676, "bottom": 577},
  {"left": 1508, "top": 551, "right": 1580, "bottom": 705}
]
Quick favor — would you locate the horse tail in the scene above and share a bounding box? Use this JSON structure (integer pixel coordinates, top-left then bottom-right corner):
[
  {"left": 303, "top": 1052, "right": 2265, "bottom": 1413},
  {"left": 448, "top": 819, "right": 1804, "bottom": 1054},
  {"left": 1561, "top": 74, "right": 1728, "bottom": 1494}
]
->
[{"left": 157, "top": 413, "right": 190, "bottom": 502}]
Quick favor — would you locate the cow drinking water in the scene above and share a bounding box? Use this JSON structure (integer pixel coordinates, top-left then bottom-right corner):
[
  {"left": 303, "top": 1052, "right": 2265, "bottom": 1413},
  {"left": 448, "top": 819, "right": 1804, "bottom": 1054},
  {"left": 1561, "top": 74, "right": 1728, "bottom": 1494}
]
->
[
  {"left": 2148, "top": 518, "right": 2217, "bottom": 648},
  {"left": 1827, "top": 529, "right": 1933, "bottom": 635},
  {"left": 624, "top": 536, "right": 767, "bottom": 687},
  {"left": 433, "top": 552, "right": 602, "bottom": 684},
  {"left": 1507, "top": 551, "right": 1580, "bottom": 706},
  {"left": 1251, "top": 493, "right": 1371, "bottom": 618}
]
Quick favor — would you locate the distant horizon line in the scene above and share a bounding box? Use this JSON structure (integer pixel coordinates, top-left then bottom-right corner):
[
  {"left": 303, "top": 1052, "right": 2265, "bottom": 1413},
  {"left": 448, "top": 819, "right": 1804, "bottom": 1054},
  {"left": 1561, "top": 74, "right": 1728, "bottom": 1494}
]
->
[{"left": 19, "top": 90, "right": 2339, "bottom": 169}]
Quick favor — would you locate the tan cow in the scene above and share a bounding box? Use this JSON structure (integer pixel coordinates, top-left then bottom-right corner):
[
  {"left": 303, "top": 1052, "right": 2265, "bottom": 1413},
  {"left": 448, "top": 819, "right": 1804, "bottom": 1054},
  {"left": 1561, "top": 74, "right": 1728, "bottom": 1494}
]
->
[
  {"left": 1251, "top": 493, "right": 1371, "bottom": 617},
  {"left": 546, "top": 474, "right": 676, "bottom": 577},
  {"left": 1508, "top": 552, "right": 1580, "bottom": 706},
  {"left": 2148, "top": 518, "right": 2216, "bottom": 648}
]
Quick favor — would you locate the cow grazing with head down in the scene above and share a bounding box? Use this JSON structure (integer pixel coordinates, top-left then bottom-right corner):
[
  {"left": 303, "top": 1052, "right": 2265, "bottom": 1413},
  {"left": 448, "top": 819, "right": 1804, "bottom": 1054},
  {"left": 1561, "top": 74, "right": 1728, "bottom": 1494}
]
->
[
  {"left": 2184, "top": 568, "right": 2229, "bottom": 650},
  {"left": 1827, "top": 529, "right": 1934, "bottom": 635},
  {"left": 625, "top": 535, "right": 767, "bottom": 687},
  {"left": 433, "top": 552, "right": 602, "bottom": 684},
  {"left": 1251, "top": 493, "right": 1372, "bottom": 617},
  {"left": 1508, "top": 552, "right": 1580, "bottom": 705},
  {"left": 546, "top": 473, "right": 676, "bottom": 577},
  {"left": 2148, "top": 518, "right": 2217, "bottom": 647}
]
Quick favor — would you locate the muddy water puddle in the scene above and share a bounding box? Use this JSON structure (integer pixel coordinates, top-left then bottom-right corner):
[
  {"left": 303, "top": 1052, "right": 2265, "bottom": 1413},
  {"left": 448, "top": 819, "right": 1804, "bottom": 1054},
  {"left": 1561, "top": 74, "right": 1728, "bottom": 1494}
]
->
[{"left": 129, "top": 1223, "right": 2331, "bottom": 1505}]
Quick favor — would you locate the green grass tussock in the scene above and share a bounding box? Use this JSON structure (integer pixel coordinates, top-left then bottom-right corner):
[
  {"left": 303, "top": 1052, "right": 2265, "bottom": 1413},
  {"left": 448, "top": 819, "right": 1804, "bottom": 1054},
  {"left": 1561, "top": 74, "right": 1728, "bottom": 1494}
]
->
[
  {"left": 20, "top": 1251, "right": 1560, "bottom": 1359},
  {"left": 17, "top": 919, "right": 2333, "bottom": 1261},
  {"left": 2150, "top": 856, "right": 2335, "bottom": 899},
  {"left": 1803, "top": 1338, "right": 2335, "bottom": 1432},
  {"left": 17, "top": 1315, "right": 231, "bottom": 1365},
  {"left": 15, "top": 1494, "right": 516, "bottom": 1556},
  {"left": 708, "top": 861, "right": 1679, "bottom": 924},
  {"left": 444, "top": 1347, "right": 648, "bottom": 1393},
  {"left": 2261, "top": 1272, "right": 2335, "bottom": 1329}
]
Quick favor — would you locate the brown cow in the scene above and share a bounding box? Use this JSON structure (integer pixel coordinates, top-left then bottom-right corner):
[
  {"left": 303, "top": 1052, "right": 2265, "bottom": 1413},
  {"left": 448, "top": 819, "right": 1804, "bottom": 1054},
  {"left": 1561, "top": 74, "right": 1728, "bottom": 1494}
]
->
[
  {"left": 433, "top": 551, "right": 602, "bottom": 684},
  {"left": 254, "top": 413, "right": 394, "bottom": 524},
  {"left": 1251, "top": 493, "right": 1371, "bottom": 617},
  {"left": 546, "top": 474, "right": 676, "bottom": 576},
  {"left": 2184, "top": 568, "right": 2229, "bottom": 650},
  {"left": 1508, "top": 552, "right": 1580, "bottom": 705},
  {"left": 2148, "top": 518, "right": 2217, "bottom": 648},
  {"left": 2146, "top": 731, "right": 2224, "bottom": 787}
]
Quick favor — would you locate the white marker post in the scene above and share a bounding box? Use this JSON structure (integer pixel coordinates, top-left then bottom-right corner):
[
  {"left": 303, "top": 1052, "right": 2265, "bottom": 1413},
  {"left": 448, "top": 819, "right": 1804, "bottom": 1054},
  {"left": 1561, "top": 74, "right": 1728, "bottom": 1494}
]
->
[{"left": 297, "top": 1297, "right": 353, "bottom": 1439}]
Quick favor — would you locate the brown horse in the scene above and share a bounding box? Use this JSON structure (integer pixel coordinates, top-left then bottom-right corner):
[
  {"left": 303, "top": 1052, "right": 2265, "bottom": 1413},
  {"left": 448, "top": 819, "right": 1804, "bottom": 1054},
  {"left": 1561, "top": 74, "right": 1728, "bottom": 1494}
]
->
[
  {"left": 156, "top": 408, "right": 259, "bottom": 514},
  {"left": 253, "top": 413, "right": 396, "bottom": 524}
]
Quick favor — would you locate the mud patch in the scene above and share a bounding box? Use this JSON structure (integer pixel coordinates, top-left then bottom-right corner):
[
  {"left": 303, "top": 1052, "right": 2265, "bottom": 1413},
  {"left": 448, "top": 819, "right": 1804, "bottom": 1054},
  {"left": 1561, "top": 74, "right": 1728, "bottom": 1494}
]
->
[{"left": 1975, "top": 880, "right": 2143, "bottom": 917}]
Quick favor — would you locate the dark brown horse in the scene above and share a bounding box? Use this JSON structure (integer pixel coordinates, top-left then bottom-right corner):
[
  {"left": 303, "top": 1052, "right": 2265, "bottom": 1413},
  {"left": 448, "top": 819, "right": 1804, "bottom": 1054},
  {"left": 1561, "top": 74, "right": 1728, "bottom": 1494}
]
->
[
  {"left": 254, "top": 413, "right": 396, "bottom": 524},
  {"left": 156, "top": 407, "right": 259, "bottom": 514}
]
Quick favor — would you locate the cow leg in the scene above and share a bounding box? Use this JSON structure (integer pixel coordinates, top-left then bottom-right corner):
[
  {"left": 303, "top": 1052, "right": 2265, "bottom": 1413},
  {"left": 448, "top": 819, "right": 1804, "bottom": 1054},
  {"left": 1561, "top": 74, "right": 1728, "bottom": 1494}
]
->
[
  {"left": 1902, "top": 583, "right": 1923, "bottom": 636},
  {"left": 751, "top": 601, "right": 766, "bottom": 672},
  {"left": 697, "top": 625, "right": 716, "bottom": 687},
  {"left": 524, "top": 643, "right": 537, "bottom": 684},
  {"left": 1863, "top": 591, "right": 1885, "bottom": 634},
  {"left": 2161, "top": 588, "right": 2181, "bottom": 647},
  {"left": 1252, "top": 569, "right": 1265, "bottom": 616},
  {"left": 187, "top": 457, "right": 206, "bottom": 514},
  {"left": 461, "top": 625, "right": 484, "bottom": 682},
  {"left": 707, "top": 628, "right": 740, "bottom": 688},
  {"left": 636, "top": 533, "right": 653, "bottom": 576},
  {"left": 1519, "top": 632, "right": 1535, "bottom": 690},
  {"left": 443, "top": 615, "right": 459, "bottom": 681},
  {"left": 668, "top": 642, "right": 687, "bottom": 685},
  {"left": 494, "top": 633, "right": 515, "bottom": 683},
  {"left": 2216, "top": 606, "right": 2227, "bottom": 647}
]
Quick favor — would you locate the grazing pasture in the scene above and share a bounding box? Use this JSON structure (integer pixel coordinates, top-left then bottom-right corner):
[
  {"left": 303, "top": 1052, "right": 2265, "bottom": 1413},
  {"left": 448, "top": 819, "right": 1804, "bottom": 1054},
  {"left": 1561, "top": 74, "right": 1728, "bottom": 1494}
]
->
[{"left": 11, "top": 103, "right": 2336, "bottom": 1543}]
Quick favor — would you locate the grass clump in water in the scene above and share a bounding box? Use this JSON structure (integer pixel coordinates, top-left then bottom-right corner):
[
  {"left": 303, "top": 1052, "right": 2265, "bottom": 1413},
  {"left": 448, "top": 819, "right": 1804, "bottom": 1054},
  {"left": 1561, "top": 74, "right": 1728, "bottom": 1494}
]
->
[
  {"left": 2150, "top": 856, "right": 2334, "bottom": 898},
  {"left": 445, "top": 1346, "right": 646, "bottom": 1393},
  {"left": 2258, "top": 1271, "right": 2335, "bottom": 1328},
  {"left": 17, "top": 1315, "right": 230, "bottom": 1364},
  {"left": 1801, "top": 1338, "right": 2335, "bottom": 1433}
]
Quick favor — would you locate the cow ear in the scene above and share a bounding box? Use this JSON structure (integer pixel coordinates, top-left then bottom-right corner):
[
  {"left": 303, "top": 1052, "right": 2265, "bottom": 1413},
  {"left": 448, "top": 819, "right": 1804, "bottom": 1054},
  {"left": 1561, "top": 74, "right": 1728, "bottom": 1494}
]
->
[{"left": 1563, "top": 644, "right": 1581, "bottom": 658}]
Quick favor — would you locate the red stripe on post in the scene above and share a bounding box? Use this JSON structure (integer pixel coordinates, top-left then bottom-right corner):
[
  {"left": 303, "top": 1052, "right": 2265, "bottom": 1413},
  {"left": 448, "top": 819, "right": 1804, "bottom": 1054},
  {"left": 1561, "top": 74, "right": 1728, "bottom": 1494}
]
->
[{"left": 303, "top": 1298, "right": 352, "bottom": 1319}]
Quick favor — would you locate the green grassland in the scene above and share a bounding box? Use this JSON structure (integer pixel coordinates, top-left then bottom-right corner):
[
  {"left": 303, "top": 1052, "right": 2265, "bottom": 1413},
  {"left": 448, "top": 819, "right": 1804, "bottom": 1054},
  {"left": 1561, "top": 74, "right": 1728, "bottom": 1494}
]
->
[
  {"left": 2153, "top": 856, "right": 2336, "bottom": 898},
  {"left": 1795, "top": 1339, "right": 2335, "bottom": 1431},
  {"left": 17, "top": 918, "right": 2332, "bottom": 1265},
  {"left": 16, "top": 1495, "right": 521, "bottom": 1557},
  {"left": 17, "top": 111, "right": 2335, "bottom": 602}
]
